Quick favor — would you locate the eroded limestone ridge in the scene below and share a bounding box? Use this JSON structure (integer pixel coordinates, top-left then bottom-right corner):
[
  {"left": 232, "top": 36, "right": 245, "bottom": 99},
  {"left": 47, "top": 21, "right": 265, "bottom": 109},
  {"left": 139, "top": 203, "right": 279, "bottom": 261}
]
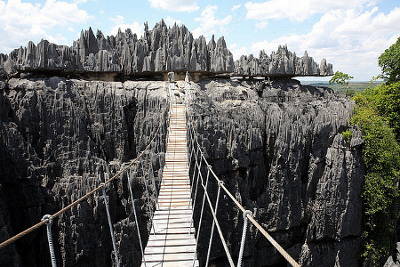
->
[
  {"left": 234, "top": 45, "right": 333, "bottom": 76},
  {"left": 0, "top": 20, "right": 332, "bottom": 78}
]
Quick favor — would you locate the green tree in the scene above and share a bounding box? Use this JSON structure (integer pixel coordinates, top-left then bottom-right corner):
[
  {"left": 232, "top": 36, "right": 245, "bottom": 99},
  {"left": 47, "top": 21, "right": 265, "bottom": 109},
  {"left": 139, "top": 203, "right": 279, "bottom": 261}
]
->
[
  {"left": 329, "top": 71, "right": 354, "bottom": 95},
  {"left": 351, "top": 93, "right": 400, "bottom": 265},
  {"left": 366, "top": 82, "right": 400, "bottom": 141},
  {"left": 350, "top": 34, "right": 400, "bottom": 266},
  {"left": 378, "top": 37, "right": 400, "bottom": 83}
]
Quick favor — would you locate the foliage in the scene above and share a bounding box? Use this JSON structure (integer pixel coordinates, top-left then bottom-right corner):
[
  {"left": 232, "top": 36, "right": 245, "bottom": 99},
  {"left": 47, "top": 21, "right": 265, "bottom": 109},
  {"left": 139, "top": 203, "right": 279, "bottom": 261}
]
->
[
  {"left": 329, "top": 71, "right": 354, "bottom": 96},
  {"left": 329, "top": 71, "right": 354, "bottom": 86},
  {"left": 370, "top": 82, "right": 400, "bottom": 141},
  {"left": 378, "top": 37, "right": 400, "bottom": 83},
  {"left": 341, "top": 37, "right": 400, "bottom": 265},
  {"left": 351, "top": 92, "right": 400, "bottom": 265},
  {"left": 346, "top": 89, "right": 355, "bottom": 97},
  {"left": 323, "top": 81, "right": 377, "bottom": 95},
  {"left": 342, "top": 129, "right": 352, "bottom": 145}
]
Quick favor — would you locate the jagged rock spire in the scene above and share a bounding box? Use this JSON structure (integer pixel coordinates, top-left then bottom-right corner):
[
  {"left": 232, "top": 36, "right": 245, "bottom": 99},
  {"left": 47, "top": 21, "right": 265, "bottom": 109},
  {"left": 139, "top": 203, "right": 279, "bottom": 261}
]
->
[{"left": 0, "top": 20, "right": 332, "bottom": 77}]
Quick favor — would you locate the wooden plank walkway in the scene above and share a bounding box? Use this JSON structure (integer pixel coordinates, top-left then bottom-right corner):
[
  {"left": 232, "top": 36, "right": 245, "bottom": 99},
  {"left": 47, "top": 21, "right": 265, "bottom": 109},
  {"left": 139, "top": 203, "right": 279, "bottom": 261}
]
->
[{"left": 141, "top": 102, "right": 199, "bottom": 267}]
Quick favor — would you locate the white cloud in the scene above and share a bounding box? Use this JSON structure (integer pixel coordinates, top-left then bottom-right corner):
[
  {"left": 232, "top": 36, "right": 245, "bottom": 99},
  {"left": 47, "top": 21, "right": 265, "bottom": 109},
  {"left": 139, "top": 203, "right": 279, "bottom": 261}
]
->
[
  {"left": 148, "top": 0, "right": 199, "bottom": 12},
  {"left": 111, "top": 15, "right": 124, "bottom": 24},
  {"left": 0, "top": 0, "right": 91, "bottom": 53},
  {"left": 250, "top": 6, "right": 400, "bottom": 80},
  {"left": 232, "top": 4, "right": 241, "bottom": 12},
  {"left": 110, "top": 20, "right": 143, "bottom": 38},
  {"left": 245, "top": 0, "right": 374, "bottom": 22},
  {"left": 256, "top": 20, "right": 268, "bottom": 30},
  {"left": 165, "top": 15, "right": 182, "bottom": 26},
  {"left": 193, "top": 5, "right": 232, "bottom": 39},
  {"left": 99, "top": 10, "right": 105, "bottom": 15},
  {"left": 229, "top": 44, "right": 249, "bottom": 60}
]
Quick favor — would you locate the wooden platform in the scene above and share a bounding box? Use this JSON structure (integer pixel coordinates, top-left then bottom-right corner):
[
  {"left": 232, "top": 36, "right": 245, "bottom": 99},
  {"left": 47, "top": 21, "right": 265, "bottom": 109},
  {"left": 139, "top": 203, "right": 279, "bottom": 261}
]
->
[{"left": 141, "top": 101, "right": 199, "bottom": 267}]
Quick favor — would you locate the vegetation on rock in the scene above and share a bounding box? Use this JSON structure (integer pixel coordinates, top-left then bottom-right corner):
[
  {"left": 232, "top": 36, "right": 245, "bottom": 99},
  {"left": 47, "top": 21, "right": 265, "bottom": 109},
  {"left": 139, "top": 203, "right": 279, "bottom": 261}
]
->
[
  {"left": 347, "top": 40, "right": 400, "bottom": 265},
  {"left": 352, "top": 90, "right": 400, "bottom": 264}
]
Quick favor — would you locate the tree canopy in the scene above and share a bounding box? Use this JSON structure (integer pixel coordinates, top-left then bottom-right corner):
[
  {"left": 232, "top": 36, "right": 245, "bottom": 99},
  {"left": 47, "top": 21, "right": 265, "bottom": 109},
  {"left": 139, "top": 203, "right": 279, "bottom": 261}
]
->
[
  {"left": 379, "top": 37, "right": 400, "bottom": 83},
  {"left": 329, "top": 71, "right": 354, "bottom": 96},
  {"left": 329, "top": 71, "right": 354, "bottom": 86},
  {"left": 349, "top": 36, "right": 400, "bottom": 265},
  {"left": 351, "top": 86, "right": 400, "bottom": 265}
]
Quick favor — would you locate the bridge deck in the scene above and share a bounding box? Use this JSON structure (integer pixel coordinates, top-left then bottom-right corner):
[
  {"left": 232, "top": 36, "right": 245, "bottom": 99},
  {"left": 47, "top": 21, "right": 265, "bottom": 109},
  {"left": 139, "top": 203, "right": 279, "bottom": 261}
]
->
[{"left": 141, "top": 103, "right": 199, "bottom": 267}]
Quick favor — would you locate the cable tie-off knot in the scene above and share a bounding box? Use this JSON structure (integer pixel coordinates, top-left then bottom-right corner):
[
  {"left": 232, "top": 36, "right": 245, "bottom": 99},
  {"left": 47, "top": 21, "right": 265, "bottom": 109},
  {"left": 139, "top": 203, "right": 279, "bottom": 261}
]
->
[
  {"left": 218, "top": 181, "right": 224, "bottom": 186},
  {"left": 41, "top": 214, "right": 52, "bottom": 225},
  {"left": 100, "top": 182, "right": 105, "bottom": 188},
  {"left": 243, "top": 210, "right": 252, "bottom": 219}
]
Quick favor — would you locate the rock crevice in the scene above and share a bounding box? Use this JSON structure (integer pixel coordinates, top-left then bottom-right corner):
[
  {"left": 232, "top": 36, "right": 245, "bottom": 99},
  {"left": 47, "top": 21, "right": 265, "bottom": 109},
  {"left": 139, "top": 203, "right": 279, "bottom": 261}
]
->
[
  {"left": 0, "top": 78, "right": 168, "bottom": 266},
  {"left": 188, "top": 79, "right": 362, "bottom": 266}
]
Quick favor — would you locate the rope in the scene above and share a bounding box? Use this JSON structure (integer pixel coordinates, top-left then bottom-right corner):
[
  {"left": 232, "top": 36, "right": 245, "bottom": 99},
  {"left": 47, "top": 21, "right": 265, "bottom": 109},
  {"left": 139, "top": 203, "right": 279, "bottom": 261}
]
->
[
  {"left": 237, "top": 210, "right": 252, "bottom": 267},
  {"left": 127, "top": 170, "right": 146, "bottom": 267},
  {"left": 42, "top": 214, "right": 57, "bottom": 267},
  {"left": 0, "top": 107, "right": 165, "bottom": 250},
  {"left": 0, "top": 220, "right": 47, "bottom": 251},
  {"left": 185, "top": 83, "right": 301, "bottom": 267},
  {"left": 247, "top": 216, "right": 300, "bottom": 267},
  {"left": 200, "top": 177, "right": 235, "bottom": 266},
  {"left": 101, "top": 183, "right": 120, "bottom": 267}
]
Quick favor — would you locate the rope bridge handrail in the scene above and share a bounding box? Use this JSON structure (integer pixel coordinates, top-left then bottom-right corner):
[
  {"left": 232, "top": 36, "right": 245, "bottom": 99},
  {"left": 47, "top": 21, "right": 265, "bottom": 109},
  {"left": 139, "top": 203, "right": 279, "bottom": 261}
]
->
[
  {"left": 184, "top": 81, "right": 300, "bottom": 267},
  {"left": 0, "top": 93, "right": 169, "bottom": 266},
  {"left": 1, "top": 78, "right": 301, "bottom": 267}
]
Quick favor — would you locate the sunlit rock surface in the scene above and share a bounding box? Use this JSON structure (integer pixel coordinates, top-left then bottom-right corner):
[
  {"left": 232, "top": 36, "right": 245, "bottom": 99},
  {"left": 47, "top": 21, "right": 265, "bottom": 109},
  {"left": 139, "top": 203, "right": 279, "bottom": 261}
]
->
[{"left": 0, "top": 21, "right": 331, "bottom": 79}]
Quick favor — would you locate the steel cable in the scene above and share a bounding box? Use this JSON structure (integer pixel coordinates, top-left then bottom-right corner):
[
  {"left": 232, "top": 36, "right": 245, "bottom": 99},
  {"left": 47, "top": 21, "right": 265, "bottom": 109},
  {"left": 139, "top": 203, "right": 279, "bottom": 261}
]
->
[{"left": 185, "top": 82, "right": 300, "bottom": 267}]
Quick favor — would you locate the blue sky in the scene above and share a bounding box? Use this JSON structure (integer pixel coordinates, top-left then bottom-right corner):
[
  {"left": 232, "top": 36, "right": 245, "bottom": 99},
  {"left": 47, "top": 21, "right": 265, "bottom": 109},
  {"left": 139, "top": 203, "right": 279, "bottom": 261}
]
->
[{"left": 0, "top": 0, "right": 399, "bottom": 81}]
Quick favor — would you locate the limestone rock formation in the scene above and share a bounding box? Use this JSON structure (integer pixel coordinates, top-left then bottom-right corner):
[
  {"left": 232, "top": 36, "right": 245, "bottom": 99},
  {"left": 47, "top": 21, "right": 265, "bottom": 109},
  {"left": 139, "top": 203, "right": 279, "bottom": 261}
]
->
[
  {"left": 188, "top": 79, "right": 362, "bottom": 266},
  {"left": 0, "top": 78, "right": 168, "bottom": 266},
  {"left": 385, "top": 243, "right": 400, "bottom": 267},
  {"left": 0, "top": 76, "right": 364, "bottom": 266},
  {"left": 233, "top": 45, "right": 333, "bottom": 76},
  {"left": 0, "top": 21, "right": 331, "bottom": 78},
  {"left": 0, "top": 20, "right": 235, "bottom": 77}
]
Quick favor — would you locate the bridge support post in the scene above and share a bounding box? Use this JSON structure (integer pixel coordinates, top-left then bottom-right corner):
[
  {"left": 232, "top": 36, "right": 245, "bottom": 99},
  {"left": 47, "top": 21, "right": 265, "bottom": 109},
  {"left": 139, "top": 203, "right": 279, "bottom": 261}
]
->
[
  {"left": 191, "top": 165, "right": 210, "bottom": 239},
  {"left": 100, "top": 183, "right": 120, "bottom": 267},
  {"left": 156, "top": 134, "right": 162, "bottom": 172},
  {"left": 192, "top": 151, "right": 202, "bottom": 210},
  {"left": 41, "top": 214, "right": 57, "bottom": 267},
  {"left": 192, "top": 166, "right": 211, "bottom": 266},
  {"left": 189, "top": 146, "right": 198, "bottom": 201},
  {"left": 205, "top": 182, "right": 222, "bottom": 267},
  {"left": 149, "top": 159, "right": 159, "bottom": 209},
  {"left": 238, "top": 210, "right": 252, "bottom": 267}
]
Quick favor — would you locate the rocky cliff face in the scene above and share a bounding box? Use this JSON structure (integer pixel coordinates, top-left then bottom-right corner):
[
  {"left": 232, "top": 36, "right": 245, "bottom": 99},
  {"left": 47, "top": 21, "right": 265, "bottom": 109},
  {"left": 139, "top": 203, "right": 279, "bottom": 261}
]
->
[
  {"left": 187, "top": 79, "right": 363, "bottom": 266},
  {"left": 0, "top": 78, "right": 168, "bottom": 266},
  {"left": 0, "top": 21, "right": 331, "bottom": 79},
  {"left": 0, "top": 76, "right": 362, "bottom": 267}
]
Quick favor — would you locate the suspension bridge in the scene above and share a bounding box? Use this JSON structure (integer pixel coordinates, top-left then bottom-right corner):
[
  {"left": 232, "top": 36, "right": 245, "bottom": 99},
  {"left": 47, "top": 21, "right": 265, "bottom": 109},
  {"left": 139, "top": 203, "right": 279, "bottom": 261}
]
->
[{"left": 0, "top": 77, "right": 300, "bottom": 267}]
